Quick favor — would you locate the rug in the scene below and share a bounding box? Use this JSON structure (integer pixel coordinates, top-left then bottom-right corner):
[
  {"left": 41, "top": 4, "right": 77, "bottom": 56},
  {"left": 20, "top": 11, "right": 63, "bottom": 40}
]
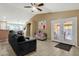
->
[{"left": 55, "top": 43, "right": 72, "bottom": 51}]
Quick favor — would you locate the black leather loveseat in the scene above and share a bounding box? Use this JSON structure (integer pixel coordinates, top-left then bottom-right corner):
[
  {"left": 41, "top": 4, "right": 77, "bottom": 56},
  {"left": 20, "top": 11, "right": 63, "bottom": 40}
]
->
[{"left": 8, "top": 30, "right": 36, "bottom": 56}]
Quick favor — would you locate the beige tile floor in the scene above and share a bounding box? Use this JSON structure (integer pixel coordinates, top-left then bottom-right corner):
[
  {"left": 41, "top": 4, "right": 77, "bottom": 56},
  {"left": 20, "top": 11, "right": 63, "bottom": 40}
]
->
[{"left": 0, "top": 40, "right": 79, "bottom": 56}]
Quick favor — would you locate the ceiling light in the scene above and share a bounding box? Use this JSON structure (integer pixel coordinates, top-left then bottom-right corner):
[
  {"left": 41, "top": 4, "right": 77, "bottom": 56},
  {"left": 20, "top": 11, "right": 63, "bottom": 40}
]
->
[{"left": 32, "top": 6, "right": 38, "bottom": 12}]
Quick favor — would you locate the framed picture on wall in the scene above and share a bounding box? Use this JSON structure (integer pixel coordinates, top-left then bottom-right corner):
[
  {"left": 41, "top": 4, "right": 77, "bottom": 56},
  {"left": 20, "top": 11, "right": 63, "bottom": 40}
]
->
[{"left": 38, "top": 20, "right": 47, "bottom": 30}]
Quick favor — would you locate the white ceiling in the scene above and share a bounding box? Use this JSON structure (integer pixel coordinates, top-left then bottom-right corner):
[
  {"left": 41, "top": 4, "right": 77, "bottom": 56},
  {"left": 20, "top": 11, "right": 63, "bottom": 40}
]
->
[{"left": 0, "top": 3, "right": 79, "bottom": 24}]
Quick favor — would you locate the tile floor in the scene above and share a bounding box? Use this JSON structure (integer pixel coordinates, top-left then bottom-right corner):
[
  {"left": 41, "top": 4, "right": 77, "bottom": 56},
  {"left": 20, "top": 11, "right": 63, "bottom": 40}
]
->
[{"left": 0, "top": 40, "right": 79, "bottom": 56}]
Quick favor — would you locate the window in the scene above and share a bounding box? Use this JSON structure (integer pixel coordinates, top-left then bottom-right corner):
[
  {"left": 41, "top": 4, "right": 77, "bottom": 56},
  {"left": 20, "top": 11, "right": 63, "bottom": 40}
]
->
[{"left": 7, "top": 23, "right": 23, "bottom": 31}]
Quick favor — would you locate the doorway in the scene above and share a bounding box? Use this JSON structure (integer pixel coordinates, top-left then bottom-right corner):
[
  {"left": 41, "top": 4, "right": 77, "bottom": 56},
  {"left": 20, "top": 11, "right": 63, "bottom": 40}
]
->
[
  {"left": 26, "top": 23, "right": 31, "bottom": 37},
  {"left": 51, "top": 17, "right": 77, "bottom": 45}
]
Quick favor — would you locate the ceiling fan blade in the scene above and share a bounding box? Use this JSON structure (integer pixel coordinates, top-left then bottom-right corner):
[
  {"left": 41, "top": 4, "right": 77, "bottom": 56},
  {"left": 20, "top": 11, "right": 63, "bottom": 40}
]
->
[
  {"left": 31, "top": 3, "right": 33, "bottom": 6},
  {"left": 31, "top": 3, "right": 36, "bottom": 6},
  {"left": 24, "top": 6, "right": 31, "bottom": 8},
  {"left": 34, "top": 3, "right": 36, "bottom": 5},
  {"left": 38, "top": 3, "right": 44, "bottom": 7},
  {"left": 37, "top": 8, "right": 42, "bottom": 11}
]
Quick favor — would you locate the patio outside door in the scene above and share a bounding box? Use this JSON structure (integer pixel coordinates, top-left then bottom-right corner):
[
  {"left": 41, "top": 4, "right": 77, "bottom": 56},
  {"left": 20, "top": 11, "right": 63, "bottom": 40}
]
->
[{"left": 51, "top": 17, "right": 77, "bottom": 45}]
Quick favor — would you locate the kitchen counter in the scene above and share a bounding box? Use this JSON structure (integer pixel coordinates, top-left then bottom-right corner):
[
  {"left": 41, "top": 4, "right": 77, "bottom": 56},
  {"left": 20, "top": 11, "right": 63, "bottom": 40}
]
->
[{"left": 0, "top": 30, "right": 9, "bottom": 42}]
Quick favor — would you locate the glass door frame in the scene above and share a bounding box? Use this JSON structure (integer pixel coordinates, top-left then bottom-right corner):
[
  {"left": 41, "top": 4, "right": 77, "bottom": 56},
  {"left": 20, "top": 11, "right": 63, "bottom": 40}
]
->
[
  {"left": 62, "top": 17, "right": 77, "bottom": 45},
  {"left": 51, "top": 19, "right": 63, "bottom": 42},
  {"left": 51, "top": 17, "right": 77, "bottom": 46}
]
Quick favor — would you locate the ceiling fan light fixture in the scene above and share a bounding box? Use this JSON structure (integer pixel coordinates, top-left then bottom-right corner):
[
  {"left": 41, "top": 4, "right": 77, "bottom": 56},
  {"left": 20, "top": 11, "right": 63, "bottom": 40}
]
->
[
  {"left": 24, "top": 3, "right": 44, "bottom": 12},
  {"left": 32, "top": 6, "right": 38, "bottom": 12}
]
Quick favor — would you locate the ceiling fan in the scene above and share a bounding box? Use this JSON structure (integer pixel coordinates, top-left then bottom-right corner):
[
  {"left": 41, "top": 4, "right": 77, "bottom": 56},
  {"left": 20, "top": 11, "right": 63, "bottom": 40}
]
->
[{"left": 24, "top": 3, "right": 44, "bottom": 12}]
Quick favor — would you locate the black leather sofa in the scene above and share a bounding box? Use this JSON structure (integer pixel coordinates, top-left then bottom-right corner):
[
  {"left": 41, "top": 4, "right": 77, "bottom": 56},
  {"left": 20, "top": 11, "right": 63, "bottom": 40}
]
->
[{"left": 8, "top": 30, "right": 36, "bottom": 56}]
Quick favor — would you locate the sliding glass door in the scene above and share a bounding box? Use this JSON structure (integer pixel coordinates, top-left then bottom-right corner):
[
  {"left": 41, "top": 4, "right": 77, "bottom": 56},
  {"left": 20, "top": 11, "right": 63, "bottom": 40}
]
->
[
  {"left": 62, "top": 17, "right": 77, "bottom": 45},
  {"left": 51, "top": 20, "right": 62, "bottom": 42},
  {"left": 51, "top": 17, "right": 77, "bottom": 45},
  {"left": 62, "top": 19, "right": 73, "bottom": 45}
]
